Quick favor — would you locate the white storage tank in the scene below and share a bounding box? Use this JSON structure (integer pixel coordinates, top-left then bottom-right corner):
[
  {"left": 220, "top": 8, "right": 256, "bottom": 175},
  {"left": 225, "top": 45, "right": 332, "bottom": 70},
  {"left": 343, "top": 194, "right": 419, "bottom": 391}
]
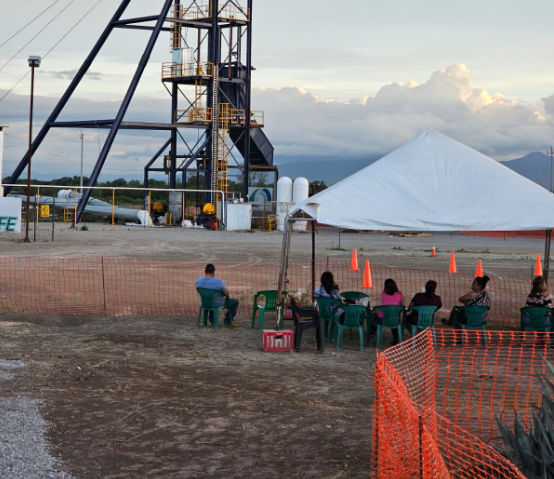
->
[
  {"left": 276, "top": 176, "right": 293, "bottom": 231},
  {"left": 292, "top": 177, "right": 310, "bottom": 232}
]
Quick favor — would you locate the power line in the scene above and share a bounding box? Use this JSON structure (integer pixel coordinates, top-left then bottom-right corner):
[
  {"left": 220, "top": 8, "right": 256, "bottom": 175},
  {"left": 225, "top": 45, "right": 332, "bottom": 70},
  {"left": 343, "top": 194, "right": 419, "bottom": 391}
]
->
[
  {"left": 0, "top": 0, "right": 78, "bottom": 73},
  {"left": 0, "top": 0, "right": 103, "bottom": 104},
  {"left": 0, "top": 0, "right": 64, "bottom": 51}
]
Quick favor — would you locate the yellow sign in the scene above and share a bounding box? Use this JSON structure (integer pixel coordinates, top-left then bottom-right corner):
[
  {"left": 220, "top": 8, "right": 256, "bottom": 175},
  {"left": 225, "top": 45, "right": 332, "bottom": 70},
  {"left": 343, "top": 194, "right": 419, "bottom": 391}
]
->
[{"left": 40, "top": 205, "right": 50, "bottom": 218}]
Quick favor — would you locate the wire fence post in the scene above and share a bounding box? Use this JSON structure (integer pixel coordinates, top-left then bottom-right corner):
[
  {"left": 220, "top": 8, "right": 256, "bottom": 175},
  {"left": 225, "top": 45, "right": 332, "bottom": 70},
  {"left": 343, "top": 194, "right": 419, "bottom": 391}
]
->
[
  {"left": 148, "top": 190, "right": 151, "bottom": 230},
  {"left": 101, "top": 256, "right": 107, "bottom": 316},
  {"left": 52, "top": 197, "right": 55, "bottom": 242},
  {"left": 74, "top": 188, "right": 77, "bottom": 230},
  {"left": 33, "top": 193, "right": 37, "bottom": 242},
  {"left": 112, "top": 189, "right": 115, "bottom": 230}
]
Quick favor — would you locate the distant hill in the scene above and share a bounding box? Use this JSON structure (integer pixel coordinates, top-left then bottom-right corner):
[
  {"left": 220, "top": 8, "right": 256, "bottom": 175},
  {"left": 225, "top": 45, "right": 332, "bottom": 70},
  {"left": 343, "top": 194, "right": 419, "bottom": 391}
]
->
[
  {"left": 500, "top": 152, "right": 553, "bottom": 190},
  {"left": 276, "top": 155, "right": 380, "bottom": 183},
  {"left": 276, "top": 151, "right": 554, "bottom": 188}
]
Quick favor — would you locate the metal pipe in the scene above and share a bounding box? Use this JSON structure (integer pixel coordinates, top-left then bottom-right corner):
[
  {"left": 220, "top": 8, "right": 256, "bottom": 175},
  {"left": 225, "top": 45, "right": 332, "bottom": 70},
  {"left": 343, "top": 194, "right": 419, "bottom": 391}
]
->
[
  {"left": 312, "top": 219, "right": 316, "bottom": 303},
  {"left": 80, "top": 131, "right": 84, "bottom": 189},
  {"left": 0, "top": 126, "right": 5, "bottom": 197},
  {"left": 112, "top": 189, "right": 115, "bottom": 230}
]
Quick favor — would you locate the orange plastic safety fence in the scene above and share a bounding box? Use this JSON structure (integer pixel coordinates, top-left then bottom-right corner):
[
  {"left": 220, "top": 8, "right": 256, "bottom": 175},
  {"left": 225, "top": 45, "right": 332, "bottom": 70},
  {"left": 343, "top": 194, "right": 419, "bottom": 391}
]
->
[
  {"left": 371, "top": 329, "right": 552, "bottom": 478},
  {"left": 0, "top": 256, "right": 532, "bottom": 327},
  {"left": 462, "top": 230, "right": 550, "bottom": 240}
]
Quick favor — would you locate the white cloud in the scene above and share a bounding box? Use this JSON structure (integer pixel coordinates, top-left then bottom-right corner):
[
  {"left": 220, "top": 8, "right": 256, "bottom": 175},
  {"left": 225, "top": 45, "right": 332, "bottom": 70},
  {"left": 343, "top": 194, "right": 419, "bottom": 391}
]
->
[
  {"left": 255, "top": 64, "right": 554, "bottom": 160},
  {"left": 1, "top": 64, "right": 553, "bottom": 183}
]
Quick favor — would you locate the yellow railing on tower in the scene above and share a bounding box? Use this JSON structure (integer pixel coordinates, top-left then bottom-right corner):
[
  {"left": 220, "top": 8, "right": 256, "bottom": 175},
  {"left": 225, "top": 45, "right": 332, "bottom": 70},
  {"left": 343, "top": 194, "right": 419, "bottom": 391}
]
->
[
  {"left": 174, "top": 107, "right": 213, "bottom": 124},
  {"left": 172, "top": 3, "right": 212, "bottom": 21},
  {"left": 162, "top": 62, "right": 214, "bottom": 79},
  {"left": 230, "top": 109, "right": 264, "bottom": 127},
  {"left": 219, "top": 5, "right": 250, "bottom": 22}
]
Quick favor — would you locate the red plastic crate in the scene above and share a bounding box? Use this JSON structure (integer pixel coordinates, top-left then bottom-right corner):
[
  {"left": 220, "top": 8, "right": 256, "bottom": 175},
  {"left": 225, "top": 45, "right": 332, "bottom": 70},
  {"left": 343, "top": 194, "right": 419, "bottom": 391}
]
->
[{"left": 263, "top": 330, "right": 294, "bottom": 352}]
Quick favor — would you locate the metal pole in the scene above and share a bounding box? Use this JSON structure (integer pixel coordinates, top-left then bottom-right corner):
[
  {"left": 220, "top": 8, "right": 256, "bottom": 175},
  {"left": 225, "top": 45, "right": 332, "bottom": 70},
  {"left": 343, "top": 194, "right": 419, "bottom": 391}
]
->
[
  {"left": 35, "top": 187, "right": 40, "bottom": 241},
  {"left": 74, "top": 188, "right": 77, "bottom": 229},
  {"left": 312, "top": 219, "right": 316, "bottom": 303},
  {"left": 33, "top": 193, "right": 37, "bottom": 242},
  {"left": 182, "top": 191, "right": 185, "bottom": 231},
  {"left": 545, "top": 230, "right": 552, "bottom": 284},
  {"left": 52, "top": 197, "right": 55, "bottom": 242},
  {"left": 549, "top": 146, "right": 554, "bottom": 194},
  {"left": 24, "top": 64, "right": 36, "bottom": 243},
  {"left": 80, "top": 131, "right": 84, "bottom": 189},
  {"left": 148, "top": 190, "right": 151, "bottom": 230},
  {"left": 0, "top": 126, "right": 5, "bottom": 197},
  {"left": 112, "top": 189, "right": 115, "bottom": 230}
]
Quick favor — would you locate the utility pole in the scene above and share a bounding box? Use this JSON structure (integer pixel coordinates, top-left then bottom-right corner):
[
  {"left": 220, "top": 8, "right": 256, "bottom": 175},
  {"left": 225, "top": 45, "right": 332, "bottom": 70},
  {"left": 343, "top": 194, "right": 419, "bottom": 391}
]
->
[{"left": 80, "top": 131, "right": 84, "bottom": 189}]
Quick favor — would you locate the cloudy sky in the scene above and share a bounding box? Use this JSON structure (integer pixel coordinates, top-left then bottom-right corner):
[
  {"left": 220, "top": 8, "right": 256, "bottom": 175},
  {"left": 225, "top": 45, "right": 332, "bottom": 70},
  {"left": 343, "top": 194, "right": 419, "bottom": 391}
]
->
[{"left": 0, "top": 0, "right": 553, "bottom": 181}]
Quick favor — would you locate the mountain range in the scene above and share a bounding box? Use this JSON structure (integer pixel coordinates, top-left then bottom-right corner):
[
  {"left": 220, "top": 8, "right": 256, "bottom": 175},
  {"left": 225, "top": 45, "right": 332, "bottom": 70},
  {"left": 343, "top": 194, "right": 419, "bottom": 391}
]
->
[{"left": 276, "top": 152, "right": 554, "bottom": 189}]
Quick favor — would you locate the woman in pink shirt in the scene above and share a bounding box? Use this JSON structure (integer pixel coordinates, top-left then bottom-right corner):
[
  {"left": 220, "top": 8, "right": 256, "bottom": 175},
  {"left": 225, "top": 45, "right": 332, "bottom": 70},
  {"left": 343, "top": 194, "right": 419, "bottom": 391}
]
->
[{"left": 370, "top": 279, "right": 405, "bottom": 345}]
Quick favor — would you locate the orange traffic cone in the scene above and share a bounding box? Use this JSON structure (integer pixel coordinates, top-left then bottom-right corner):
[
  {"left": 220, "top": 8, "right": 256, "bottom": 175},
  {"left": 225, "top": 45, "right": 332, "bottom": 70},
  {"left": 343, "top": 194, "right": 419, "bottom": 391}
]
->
[
  {"left": 363, "top": 260, "right": 373, "bottom": 289},
  {"left": 449, "top": 252, "right": 457, "bottom": 273},
  {"left": 475, "top": 260, "right": 483, "bottom": 278},
  {"left": 534, "top": 254, "right": 543, "bottom": 276},
  {"left": 350, "top": 249, "right": 359, "bottom": 271},
  {"left": 431, "top": 246, "right": 436, "bottom": 257}
]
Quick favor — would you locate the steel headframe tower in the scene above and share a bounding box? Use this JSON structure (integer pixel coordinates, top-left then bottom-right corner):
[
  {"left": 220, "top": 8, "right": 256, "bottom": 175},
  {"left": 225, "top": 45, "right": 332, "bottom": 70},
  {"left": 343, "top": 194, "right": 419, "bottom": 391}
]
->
[{"left": 5, "top": 0, "right": 274, "bottom": 224}]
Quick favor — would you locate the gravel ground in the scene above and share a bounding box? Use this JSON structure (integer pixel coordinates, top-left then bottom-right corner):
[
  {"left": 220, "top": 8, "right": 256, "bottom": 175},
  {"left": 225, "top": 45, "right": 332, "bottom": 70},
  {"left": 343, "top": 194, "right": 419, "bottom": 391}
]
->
[{"left": 0, "top": 361, "right": 73, "bottom": 479}]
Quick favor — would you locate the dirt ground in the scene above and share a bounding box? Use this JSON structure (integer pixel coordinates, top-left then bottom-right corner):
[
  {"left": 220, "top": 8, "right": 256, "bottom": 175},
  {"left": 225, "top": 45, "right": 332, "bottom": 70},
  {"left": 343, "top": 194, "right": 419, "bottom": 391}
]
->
[
  {"left": 1, "top": 312, "right": 377, "bottom": 479},
  {"left": 0, "top": 227, "right": 549, "bottom": 478}
]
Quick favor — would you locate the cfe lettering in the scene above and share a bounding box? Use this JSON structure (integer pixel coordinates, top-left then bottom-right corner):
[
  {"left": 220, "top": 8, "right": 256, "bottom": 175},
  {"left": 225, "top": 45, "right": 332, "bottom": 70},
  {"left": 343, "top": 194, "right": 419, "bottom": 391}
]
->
[{"left": 0, "top": 217, "right": 18, "bottom": 232}]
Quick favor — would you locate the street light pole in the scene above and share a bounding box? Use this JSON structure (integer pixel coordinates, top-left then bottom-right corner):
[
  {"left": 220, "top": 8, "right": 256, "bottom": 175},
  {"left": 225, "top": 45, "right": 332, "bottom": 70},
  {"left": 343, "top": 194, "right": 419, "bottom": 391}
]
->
[
  {"left": 24, "top": 56, "right": 41, "bottom": 243},
  {"left": 80, "top": 131, "right": 84, "bottom": 189}
]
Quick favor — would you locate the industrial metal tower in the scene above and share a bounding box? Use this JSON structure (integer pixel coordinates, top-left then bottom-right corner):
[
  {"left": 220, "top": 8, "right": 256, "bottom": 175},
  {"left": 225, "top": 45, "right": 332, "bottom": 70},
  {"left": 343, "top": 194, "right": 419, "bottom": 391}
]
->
[{"left": 5, "top": 0, "right": 274, "bottom": 223}]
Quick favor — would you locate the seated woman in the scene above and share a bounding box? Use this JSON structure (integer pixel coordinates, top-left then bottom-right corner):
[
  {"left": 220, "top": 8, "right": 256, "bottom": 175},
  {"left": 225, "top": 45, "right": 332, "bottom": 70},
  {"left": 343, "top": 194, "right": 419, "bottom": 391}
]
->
[
  {"left": 314, "top": 271, "right": 345, "bottom": 324},
  {"left": 442, "top": 275, "right": 491, "bottom": 326},
  {"left": 405, "top": 280, "right": 442, "bottom": 334},
  {"left": 371, "top": 278, "right": 404, "bottom": 345},
  {"left": 522, "top": 276, "right": 553, "bottom": 327}
]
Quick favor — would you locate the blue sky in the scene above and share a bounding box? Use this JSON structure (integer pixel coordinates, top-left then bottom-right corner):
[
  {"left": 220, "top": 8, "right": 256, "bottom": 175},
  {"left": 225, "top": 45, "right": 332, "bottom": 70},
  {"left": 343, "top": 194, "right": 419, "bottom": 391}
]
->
[{"left": 0, "top": 0, "right": 553, "bottom": 180}]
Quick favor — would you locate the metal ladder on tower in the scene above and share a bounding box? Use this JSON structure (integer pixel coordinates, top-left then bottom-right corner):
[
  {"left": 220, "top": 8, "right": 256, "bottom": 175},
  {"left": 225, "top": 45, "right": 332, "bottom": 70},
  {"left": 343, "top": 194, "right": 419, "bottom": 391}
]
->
[{"left": 211, "top": 65, "right": 219, "bottom": 207}]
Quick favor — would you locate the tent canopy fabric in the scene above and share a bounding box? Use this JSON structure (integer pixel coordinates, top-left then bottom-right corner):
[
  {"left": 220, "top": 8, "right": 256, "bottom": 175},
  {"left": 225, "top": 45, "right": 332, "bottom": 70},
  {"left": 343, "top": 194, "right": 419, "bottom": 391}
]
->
[{"left": 290, "top": 129, "right": 554, "bottom": 232}]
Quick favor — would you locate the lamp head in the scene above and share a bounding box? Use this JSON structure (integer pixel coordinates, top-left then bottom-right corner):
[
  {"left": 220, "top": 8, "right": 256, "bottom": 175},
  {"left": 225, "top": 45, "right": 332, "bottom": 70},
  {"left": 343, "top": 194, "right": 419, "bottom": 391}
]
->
[{"left": 28, "top": 56, "right": 41, "bottom": 68}]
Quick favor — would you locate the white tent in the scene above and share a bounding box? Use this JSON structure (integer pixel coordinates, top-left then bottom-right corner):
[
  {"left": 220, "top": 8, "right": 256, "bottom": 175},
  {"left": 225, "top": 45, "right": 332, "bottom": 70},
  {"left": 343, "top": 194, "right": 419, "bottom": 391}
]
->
[{"left": 290, "top": 128, "right": 554, "bottom": 231}]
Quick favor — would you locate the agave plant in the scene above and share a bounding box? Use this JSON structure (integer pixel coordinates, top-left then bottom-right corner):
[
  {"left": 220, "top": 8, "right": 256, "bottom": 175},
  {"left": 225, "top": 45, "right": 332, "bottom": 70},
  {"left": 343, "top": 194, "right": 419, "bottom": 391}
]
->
[{"left": 496, "top": 359, "right": 554, "bottom": 479}]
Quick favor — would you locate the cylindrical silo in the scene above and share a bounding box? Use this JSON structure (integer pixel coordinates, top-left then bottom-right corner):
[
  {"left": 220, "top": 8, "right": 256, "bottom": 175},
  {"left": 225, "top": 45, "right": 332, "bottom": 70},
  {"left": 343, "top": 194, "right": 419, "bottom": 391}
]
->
[
  {"left": 276, "top": 176, "right": 293, "bottom": 231},
  {"left": 292, "top": 177, "right": 310, "bottom": 232}
]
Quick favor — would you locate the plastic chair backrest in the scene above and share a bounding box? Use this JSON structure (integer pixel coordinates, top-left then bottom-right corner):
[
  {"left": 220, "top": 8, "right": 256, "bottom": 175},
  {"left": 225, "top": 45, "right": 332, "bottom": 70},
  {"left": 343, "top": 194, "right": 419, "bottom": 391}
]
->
[
  {"left": 521, "top": 307, "right": 551, "bottom": 328},
  {"left": 342, "top": 291, "right": 370, "bottom": 303},
  {"left": 289, "top": 296, "right": 318, "bottom": 326},
  {"left": 341, "top": 305, "right": 366, "bottom": 327},
  {"left": 409, "top": 306, "right": 438, "bottom": 328},
  {"left": 373, "top": 305, "right": 405, "bottom": 327},
  {"left": 460, "top": 306, "right": 489, "bottom": 327},
  {"left": 256, "top": 290, "right": 278, "bottom": 310},
  {"left": 315, "top": 297, "right": 340, "bottom": 319},
  {"left": 197, "top": 288, "right": 219, "bottom": 308}
]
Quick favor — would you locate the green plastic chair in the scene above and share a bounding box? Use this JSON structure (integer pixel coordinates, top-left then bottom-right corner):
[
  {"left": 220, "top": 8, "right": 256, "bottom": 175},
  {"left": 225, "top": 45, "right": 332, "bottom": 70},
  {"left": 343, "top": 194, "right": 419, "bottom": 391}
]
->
[
  {"left": 196, "top": 288, "right": 231, "bottom": 330},
  {"left": 315, "top": 297, "right": 341, "bottom": 338},
  {"left": 452, "top": 305, "right": 490, "bottom": 345},
  {"left": 252, "top": 290, "right": 283, "bottom": 330},
  {"left": 368, "top": 305, "right": 406, "bottom": 350},
  {"left": 520, "top": 307, "right": 552, "bottom": 332},
  {"left": 328, "top": 304, "right": 366, "bottom": 351},
  {"left": 406, "top": 306, "right": 438, "bottom": 347},
  {"left": 341, "top": 291, "right": 371, "bottom": 314}
]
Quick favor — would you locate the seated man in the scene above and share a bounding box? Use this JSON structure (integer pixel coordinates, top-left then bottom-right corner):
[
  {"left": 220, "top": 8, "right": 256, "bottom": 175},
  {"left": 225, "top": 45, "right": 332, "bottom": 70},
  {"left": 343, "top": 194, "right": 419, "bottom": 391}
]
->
[{"left": 195, "top": 263, "right": 239, "bottom": 327}]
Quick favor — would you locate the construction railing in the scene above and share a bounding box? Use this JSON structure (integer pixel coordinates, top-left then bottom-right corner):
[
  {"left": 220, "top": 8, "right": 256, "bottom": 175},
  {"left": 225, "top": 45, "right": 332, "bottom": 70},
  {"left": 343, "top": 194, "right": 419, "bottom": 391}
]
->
[
  {"left": 0, "top": 257, "right": 532, "bottom": 327},
  {"left": 172, "top": 3, "right": 212, "bottom": 21},
  {"left": 461, "top": 230, "right": 550, "bottom": 240},
  {"left": 372, "top": 328, "right": 552, "bottom": 478},
  {"left": 162, "top": 62, "right": 214, "bottom": 79},
  {"left": 175, "top": 107, "right": 213, "bottom": 124}
]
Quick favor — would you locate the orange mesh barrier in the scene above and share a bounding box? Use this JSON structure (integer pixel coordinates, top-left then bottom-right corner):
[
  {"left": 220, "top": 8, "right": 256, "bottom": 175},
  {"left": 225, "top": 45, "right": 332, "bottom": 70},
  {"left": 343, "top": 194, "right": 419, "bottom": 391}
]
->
[
  {"left": 372, "top": 329, "right": 553, "bottom": 478},
  {"left": 462, "top": 230, "right": 549, "bottom": 240},
  {"left": 0, "top": 256, "right": 531, "bottom": 326}
]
